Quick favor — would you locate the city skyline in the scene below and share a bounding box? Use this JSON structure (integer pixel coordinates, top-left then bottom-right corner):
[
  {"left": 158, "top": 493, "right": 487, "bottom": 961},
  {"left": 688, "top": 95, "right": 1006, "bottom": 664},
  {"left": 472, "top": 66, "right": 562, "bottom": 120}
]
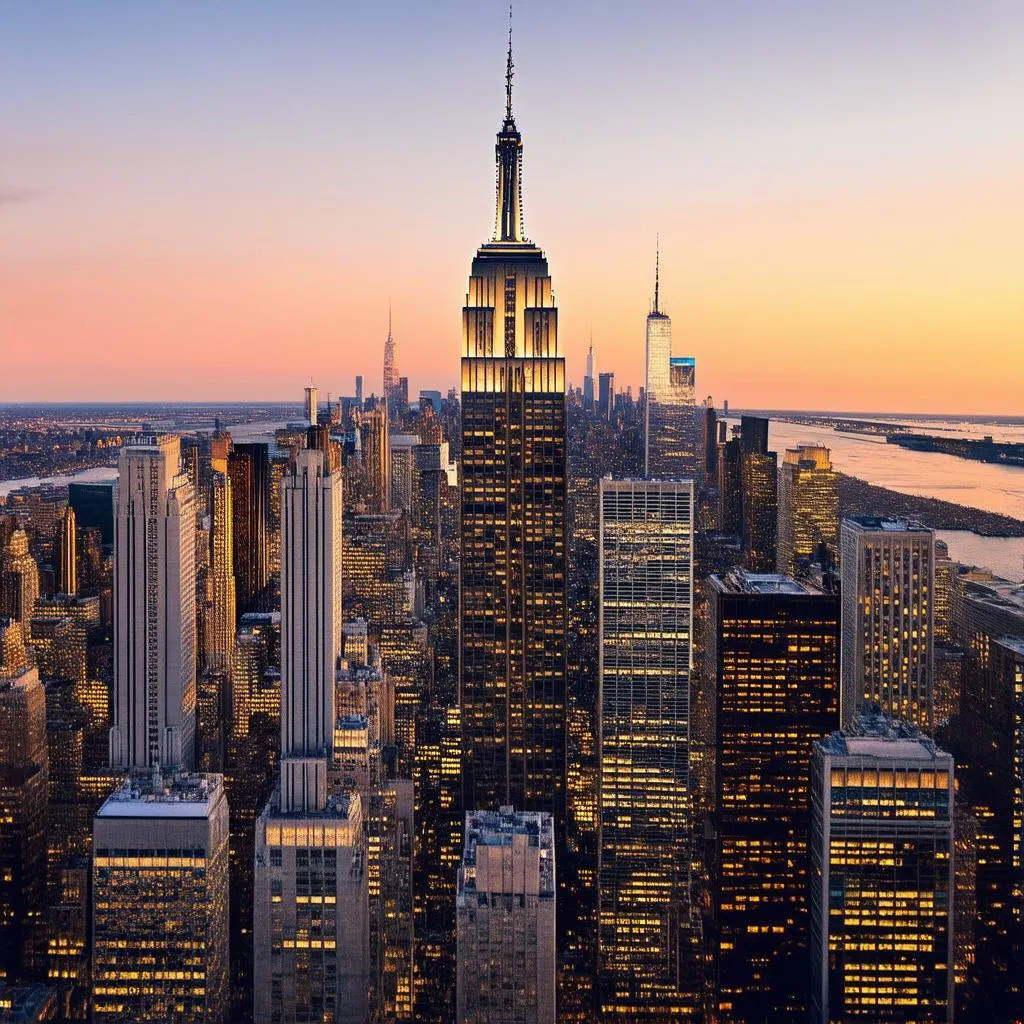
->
[{"left": 4, "top": 1, "right": 1023, "bottom": 412}]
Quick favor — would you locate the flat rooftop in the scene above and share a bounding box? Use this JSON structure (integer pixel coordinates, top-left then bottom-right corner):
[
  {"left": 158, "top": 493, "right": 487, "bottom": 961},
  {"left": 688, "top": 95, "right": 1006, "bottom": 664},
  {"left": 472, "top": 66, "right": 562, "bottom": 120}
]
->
[
  {"left": 97, "top": 772, "right": 224, "bottom": 818},
  {"left": 713, "top": 569, "right": 820, "bottom": 596},
  {"left": 843, "top": 515, "right": 930, "bottom": 534},
  {"left": 819, "top": 708, "right": 950, "bottom": 762}
]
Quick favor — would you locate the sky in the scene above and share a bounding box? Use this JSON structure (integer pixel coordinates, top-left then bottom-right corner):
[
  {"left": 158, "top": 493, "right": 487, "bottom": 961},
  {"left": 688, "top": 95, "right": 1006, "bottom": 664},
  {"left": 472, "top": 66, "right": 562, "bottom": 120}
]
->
[{"left": 2, "top": 0, "right": 1023, "bottom": 413}]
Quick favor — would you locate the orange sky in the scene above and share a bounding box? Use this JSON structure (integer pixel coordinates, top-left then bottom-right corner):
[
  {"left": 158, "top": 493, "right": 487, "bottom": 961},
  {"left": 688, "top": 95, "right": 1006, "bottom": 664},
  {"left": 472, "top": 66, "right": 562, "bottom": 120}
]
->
[{"left": 2, "top": 2, "right": 1022, "bottom": 413}]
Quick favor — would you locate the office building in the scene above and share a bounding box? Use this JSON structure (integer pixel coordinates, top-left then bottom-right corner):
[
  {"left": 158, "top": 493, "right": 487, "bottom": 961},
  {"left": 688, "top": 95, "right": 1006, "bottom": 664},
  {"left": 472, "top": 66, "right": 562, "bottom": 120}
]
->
[
  {"left": 777, "top": 444, "right": 839, "bottom": 576},
  {"left": 304, "top": 385, "right": 318, "bottom": 427},
  {"left": 253, "top": 446, "right": 368, "bottom": 1024},
  {"left": 597, "top": 479, "right": 698, "bottom": 1016},
  {"left": 91, "top": 774, "right": 230, "bottom": 1023},
  {"left": 229, "top": 443, "right": 270, "bottom": 614},
  {"left": 56, "top": 506, "right": 76, "bottom": 596},
  {"left": 0, "top": 621, "right": 48, "bottom": 982},
  {"left": 737, "top": 416, "right": 777, "bottom": 571},
  {"left": 706, "top": 570, "right": 840, "bottom": 1020},
  {"left": 598, "top": 372, "right": 615, "bottom": 422},
  {"left": 361, "top": 405, "right": 391, "bottom": 513},
  {"left": 1, "top": 529, "right": 40, "bottom": 642},
  {"left": 109, "top": 435, "right": 197, "bottom": 772},
  {"left": 459, "top": 42, "right": 567, "bottom": 821},
  {"left": 809, "top": 711, "right": 954, "bottom": 1023},
  {"left": 67, "top": 482, "right": 114, "bottom": 547},
  {"left": 456, "top": 808, "right": 556, "bottom": 1024},
  {"left": 583, "top": 344, "right": 595, "bottom": 411},
  {"left": 703, "top": 397, "right": 718, "bottom": 477},
  {"left": 840, "top": 516, "right": 935, "bottom": 731},
  {"left": 205, "top": 471, "right": 236, "bottom": 675}
]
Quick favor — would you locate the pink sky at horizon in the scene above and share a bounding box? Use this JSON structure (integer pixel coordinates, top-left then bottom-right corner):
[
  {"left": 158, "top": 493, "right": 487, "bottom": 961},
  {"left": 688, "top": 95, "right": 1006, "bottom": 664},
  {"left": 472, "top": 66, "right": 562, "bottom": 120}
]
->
[{"left": 2, "top": 1, "right": 1022, "bottom": 413}]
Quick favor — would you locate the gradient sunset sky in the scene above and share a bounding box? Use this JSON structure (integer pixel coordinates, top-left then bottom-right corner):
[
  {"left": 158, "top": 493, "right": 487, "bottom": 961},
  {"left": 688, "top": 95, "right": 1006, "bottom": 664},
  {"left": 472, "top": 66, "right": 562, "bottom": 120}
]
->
[{"left": 3, "top": 1, "right": 1022, "bottom": 413}]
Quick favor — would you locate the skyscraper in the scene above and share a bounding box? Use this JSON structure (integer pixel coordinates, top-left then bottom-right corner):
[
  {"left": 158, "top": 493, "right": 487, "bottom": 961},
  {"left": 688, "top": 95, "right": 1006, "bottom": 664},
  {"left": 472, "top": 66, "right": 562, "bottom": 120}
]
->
[
  {"left": 598, "top": 371, "right": 615, "bottom": 422},
  {"left": 361, "top": 404, "right": 391, "bottom": 513},
  {"left": 304, "top": 385, "right": 318, "bottom": 427},
  {"left": 253, "top": 447, "right": 369, "bottom": 1024},
  {"left": 776, "top": 444, "right": 839, "bottom": 576},
  {"left": 93, "top": 436, "right": 229, "bottom": 1023},
  {"left": 205, "top": 469, "right": 236, "bottom": 675},
  {"left": 109, "top": 435, "right": 197, "bottom": 772},
  {"left": 383, "top": 308, "right": 399, "bottom": 410},
  {"left": 643, "top": 246, "right": 698, "bottom": 479},
  {"left": 583, "top": 343, "right": 595, "bottom": 411},
  {"left": 809, "top": 711, "right": 954, "bottom": 1023},
  {"left": 229, "top": 442, "right": 270, "bottom": 614},
  {"left": 840, "top": 516, "right": 935, "bottom": 731},
  {"left": 597, "top": 479, "right": 698, "bottom": 1016},
  {"left": 739, "top": 415, "right": 777, "bottom": 571},
  {"left": 456, "top": 807, "right": 556, "bottom": 1024},
  {"left": 0, "top": 620, "right": 48, "bottom": 982},
  {"left": 56, "top": 504, "right": 77, "bottom": 595},
  {"left": 706, "top": 570, "right": 840, "bottom": 1021},
  {"left": 459, "top": 37, "right": 567, "bottom": 822},
  {"left": 1, "top": 528, "right": 40, "bottom": 642},
  {"left": 702, "top": 397, "right": 718, "bottom": 477}
]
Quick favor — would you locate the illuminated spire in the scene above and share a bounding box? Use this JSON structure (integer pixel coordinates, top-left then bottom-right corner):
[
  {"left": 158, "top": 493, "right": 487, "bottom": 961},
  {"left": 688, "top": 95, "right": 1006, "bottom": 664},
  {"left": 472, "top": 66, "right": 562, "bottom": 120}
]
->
[{"left": 494, "top": 6, "right": 525, "bottom": 243}]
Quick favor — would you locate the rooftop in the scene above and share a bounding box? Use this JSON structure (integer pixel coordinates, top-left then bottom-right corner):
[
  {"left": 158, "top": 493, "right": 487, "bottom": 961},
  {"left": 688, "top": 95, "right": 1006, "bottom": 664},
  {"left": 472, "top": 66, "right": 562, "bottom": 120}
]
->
[
  {"left": 819, "top": 707, "right": 949, "bottom": 762},
  {"left": 843, "top": 514, "right": 930, "bottom": 534},
  {"left": 97, "top": 772, "right": 224, "bottom": 818},
  {"left": 714, "top": 568, "right": 820, "bottom": 596}
]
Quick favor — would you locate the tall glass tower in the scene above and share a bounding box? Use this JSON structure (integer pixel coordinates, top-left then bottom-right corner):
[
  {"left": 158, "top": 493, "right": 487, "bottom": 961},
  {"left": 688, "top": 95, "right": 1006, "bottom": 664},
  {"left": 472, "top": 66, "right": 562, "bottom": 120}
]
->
[
  {"left": 459, "top": 33, "right": 567, "bottom": 821},
  {"left": 597, "top": 479, "right": 698, "bottom": 1017}
]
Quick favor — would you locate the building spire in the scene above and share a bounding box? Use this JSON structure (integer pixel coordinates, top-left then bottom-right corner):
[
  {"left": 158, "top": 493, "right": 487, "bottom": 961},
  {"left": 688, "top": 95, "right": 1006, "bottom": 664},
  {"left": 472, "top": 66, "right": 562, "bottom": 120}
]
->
[
  {"left": 505, "top": 5, "right": 514, "bottom": 124},
  {"left": 653, "top": 234, "right": 661, "bottom": 314},
  {"left": 493, "top": 6, "right": 525, "bottom": 243}
]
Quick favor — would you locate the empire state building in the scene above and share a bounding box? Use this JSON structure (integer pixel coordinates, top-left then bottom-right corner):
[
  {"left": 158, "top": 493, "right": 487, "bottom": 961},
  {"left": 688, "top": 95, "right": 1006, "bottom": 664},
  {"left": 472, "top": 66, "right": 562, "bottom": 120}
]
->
[{"left": 459, "top": 36, "right": 567, "bottom": 824}]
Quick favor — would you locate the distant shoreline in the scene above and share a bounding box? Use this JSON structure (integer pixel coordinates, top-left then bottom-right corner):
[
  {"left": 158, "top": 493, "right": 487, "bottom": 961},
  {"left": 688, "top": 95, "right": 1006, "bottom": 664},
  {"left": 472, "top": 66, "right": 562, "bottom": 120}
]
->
[{"left": 837, "top": 473, "right": 1024, "bottom": 538}]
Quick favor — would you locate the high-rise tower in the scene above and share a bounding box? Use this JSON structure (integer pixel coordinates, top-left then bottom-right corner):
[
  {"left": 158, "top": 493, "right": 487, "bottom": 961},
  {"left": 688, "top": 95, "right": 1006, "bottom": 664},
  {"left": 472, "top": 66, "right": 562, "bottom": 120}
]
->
[
  {"left": 253, "top": 447, "right": 368, "bottom": 1024},
  {"left": 459, "top": 27, "right": 567, "bottom": 821},
  {"left": 644, "top": 243, "right": 697, "bottom": 478},
  {"left": 93, "top": 436, "right": 229, "bottom": 1024},
  {"left": 109, "top": 435, "right": 197, "bottom": 772},
  {"left": 383, "top": 308, "right": 399, "bottom": 408},
  {"left": 57, "top": 504, "right": 77, "bottom": 595}
]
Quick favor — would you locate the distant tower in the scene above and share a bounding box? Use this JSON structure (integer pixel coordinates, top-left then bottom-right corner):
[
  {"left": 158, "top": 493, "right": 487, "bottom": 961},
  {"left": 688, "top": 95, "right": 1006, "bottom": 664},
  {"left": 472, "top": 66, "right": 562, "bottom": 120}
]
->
[
  {"left": 643, "top": 241, "right": 698, "bottom": 477},
  {"left": 57, "top": 504, "right": 77, "bottom": 595},
  {"left": 739, "top": 416, "right": 778, "bottom": 571},
  {"left": 810, "top": 712, "right": 954, "bottom": 1022},
  {"left": 355, "top": 374, "right": 364, "bottom": 408},
  {"left": 840, "top": 516, "right": 935, "bottom": 731},
  {"left": 777, "top": 444, "right": 839, "bottom": 576},
  {"left": 583, "top": 342, "right": 595, "bottom": 410},
  {"left": 253, "top": 447, "right": 368, "bottom": 1024},
  {"left": 229, "top": 443, "right": 270, "bottom": 615},
  {"left": 598, "top": 371, "right": 615, "bottom": 422},
  {"left": 1, "top": 528, "right": 40, "bottom": 642},
  {"left": 456, "top": 808, "right": 556, "bottom": 1024},
  {"left": 109, "top": 435, "right": 197, "bottom": 772},
  {"left": 383, "top": 308, "right": 399, "bottom": 408},
  {"left": 205, "top": 470, "right": 236, "bottom": 675},
  {"left": 304, "top": 385, "right": 318, "bottom": 427}
]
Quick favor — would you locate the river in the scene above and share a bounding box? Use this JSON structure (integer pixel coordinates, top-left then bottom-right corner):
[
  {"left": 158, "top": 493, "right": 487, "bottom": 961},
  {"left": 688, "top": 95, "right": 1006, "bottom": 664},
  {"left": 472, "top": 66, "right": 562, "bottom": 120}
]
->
[{"left": 725, "top": 417, "right": 1024, "bottom": 581}]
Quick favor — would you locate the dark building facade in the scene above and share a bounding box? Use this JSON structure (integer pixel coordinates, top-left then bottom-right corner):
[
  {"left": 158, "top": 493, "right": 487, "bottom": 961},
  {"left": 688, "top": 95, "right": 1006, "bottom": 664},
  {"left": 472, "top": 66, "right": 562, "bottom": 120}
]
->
[
  {"left": 706, "top": 570, "right": 840, "bottom": 1021},
  {"left": 228, "top": 443, "right": 270, "bottom": 613},
  {"left": 458, "top": 56, "right": 567, "bottom": 824}
]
